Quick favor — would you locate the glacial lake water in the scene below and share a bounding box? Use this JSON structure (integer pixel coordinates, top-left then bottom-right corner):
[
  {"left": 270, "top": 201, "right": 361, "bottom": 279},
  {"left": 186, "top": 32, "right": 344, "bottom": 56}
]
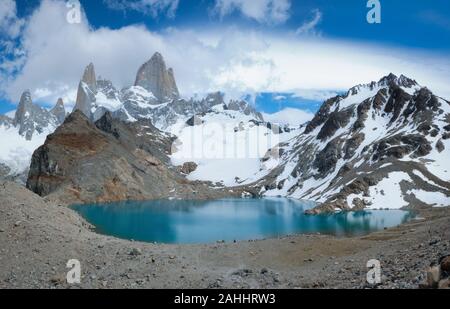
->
[{"left": 71, "top": 198, "right": 414, "bottom": 244}]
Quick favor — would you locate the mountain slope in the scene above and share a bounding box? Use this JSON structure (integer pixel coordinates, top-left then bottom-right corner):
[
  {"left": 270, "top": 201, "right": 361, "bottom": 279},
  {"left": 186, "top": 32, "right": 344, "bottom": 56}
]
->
[
  {"left": 251, "top": 74, "right": 450, "bottom": 213},
  {"left": 170, "top": 103, "right": 299, "bottom": 186}
]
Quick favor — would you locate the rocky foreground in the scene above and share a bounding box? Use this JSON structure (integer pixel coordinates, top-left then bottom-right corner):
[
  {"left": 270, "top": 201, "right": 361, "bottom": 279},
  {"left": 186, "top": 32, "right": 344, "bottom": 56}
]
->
[{"left": 0, "top": 181, "right": 449, "bottom": 289}]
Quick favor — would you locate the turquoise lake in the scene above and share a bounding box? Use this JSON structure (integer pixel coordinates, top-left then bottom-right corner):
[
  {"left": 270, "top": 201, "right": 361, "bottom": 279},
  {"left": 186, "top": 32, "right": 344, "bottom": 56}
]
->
[{"left": 71, "top": 198, "right": 414, "bottom": 244}]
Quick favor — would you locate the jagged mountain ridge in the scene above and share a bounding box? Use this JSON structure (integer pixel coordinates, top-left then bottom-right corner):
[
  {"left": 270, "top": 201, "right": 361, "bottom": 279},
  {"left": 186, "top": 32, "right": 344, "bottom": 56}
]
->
[
  {"left": 251, "top": 74, "right": 450, "bottom": 212},
  {"left": 73, "top": 52, "right": 264, "bottom": 129},
  {"left": 0, "top": 91, "right": 66, "bottom": 182}
]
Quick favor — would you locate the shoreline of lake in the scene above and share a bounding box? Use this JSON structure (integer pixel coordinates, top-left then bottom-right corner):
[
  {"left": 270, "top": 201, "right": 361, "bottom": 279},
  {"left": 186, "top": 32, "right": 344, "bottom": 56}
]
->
[
  {"left": 1, "top": 181, "right": 449, "bottom": 289},
  {"left": 70, "top": 198, "right": 415, "bottom": 244}
]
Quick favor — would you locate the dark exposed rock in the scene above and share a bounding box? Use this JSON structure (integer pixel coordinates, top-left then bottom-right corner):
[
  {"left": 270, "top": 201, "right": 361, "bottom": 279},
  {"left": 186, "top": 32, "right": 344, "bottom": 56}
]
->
[
  {"left": 305, "top": 97, "right": 340, "bottom": 134},
  {"left": 352, "top": 198, "right": 369, "bottom": 211},
  {"left": 179, "top": 162, "right": 198, "bottom": 175},
  {"left": 430, "top": 129, "right": 439, "bottom": 137},
  {"left": 317, "top": 108, "right": 353, "bottom": 141},
  {"left": 372, "top": 134, "right": 432, "bottom": 161},
  {"left": 417, "top": 123, "right": 432, "bottom": 135},
  {"left": 344, "top": 133, "right": 365, "bottom": 159},
  {"left": 337, "top": 163, "right": 352, "bottom": 178},
  {"left": 186, "top": 115, "right": 204, "bottom": 126},
  {"left": 353, "top": 99, "right": 371, "bottom": 131},
  {"left": 95, "top": 112, "right": 120, "bottom": 139},
  {"left": 441, "top": 255, "right": 450, "bottom": 273},
  {"left": 372, "top": 88, "right": 388, "bottom": 110},
  {"left": 436, "top": 139, "right": 445, "bottom": 153},
  {"left": 314, "top": 138, "right": 343, "bottom": 176},
  {"left": 384, "top": 86, "right": 411, "bottom": 123}
]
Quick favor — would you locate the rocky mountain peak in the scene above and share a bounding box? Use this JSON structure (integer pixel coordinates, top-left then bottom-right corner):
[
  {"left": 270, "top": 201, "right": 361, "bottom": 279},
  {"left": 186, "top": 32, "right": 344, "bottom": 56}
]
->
[
  {"left": 74, "top": 63, "right": 98, "bottom": 120},
  {"left": 134, "top": 52, "right": 180, "bottom": 102},
  {"left": 378, "top": 73, "right": 418, "bottom": 88},
  {"left": 82, "top": 63, "right": 97, "bottom": 92},
  {"left": 13, "top": 90, "right": 34, "bottom": 127},
  {"left": 50, "top": 98, "right": 66, "bottom": 124}
]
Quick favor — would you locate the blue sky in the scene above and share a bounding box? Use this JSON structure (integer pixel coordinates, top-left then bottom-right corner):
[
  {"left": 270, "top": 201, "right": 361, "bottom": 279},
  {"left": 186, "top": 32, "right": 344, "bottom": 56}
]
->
[{"left": 1, "top": 0, "right": 449, "bottom": 115}]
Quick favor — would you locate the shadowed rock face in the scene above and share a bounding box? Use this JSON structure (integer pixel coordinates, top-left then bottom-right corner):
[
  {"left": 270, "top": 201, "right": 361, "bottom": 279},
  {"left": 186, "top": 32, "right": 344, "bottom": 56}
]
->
[
  {"left": 134, "top": 52, "right": 180, "bottom": 102},
  {"left": 26, "top": 111, "right": 242, "bottom": 205}
]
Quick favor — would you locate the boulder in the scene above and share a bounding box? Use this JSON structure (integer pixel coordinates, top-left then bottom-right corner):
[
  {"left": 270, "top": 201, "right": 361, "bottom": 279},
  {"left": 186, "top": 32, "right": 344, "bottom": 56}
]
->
[{"left": 180, "top": 162, "right": 198, "bottom": 175}]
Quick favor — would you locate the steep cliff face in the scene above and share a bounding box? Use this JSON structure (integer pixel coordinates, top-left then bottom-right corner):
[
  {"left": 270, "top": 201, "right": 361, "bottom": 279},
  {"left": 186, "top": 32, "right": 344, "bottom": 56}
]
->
[
  {"left": 74, "top": 63, "right": 98, "bottom": 120},
  {"left": 134, "top": 52, "right": 180, "bottom": 102},
  {"left": 26, "top": 111, "right": 242, "bottom": 205},
  {"left": 251, "top": 74, "right": 450, "bottom": 212}
]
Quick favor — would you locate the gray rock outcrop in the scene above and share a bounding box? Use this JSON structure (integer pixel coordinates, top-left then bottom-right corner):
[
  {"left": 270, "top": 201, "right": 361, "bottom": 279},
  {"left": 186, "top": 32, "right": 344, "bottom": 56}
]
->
[
  {"left": 134, "top": 52, "right": 180, "bottom": 102},
  {"left": 50, "top": 98, "right": 66, "bottom": 124},
  {"left": 74, "top": 63, "right": 97, "bottom": 120}
]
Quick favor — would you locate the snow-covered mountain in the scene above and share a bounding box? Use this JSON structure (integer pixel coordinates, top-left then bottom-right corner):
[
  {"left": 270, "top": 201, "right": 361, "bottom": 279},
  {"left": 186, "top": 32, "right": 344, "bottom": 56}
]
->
[
  {"left": 0, "top": 91, "right": 66, "bottom": 182},
  {"left": 70, "top": 52, "right": 296, "bottom": 186},
  {"left": 170, "top": 103, "right": 300, "bottom": 187},
  {"left": 3, "top": 50, "right": 449, "bottom": 213},
  {"left": 246, "top": 74, "right": 450, "bottom": 212}
]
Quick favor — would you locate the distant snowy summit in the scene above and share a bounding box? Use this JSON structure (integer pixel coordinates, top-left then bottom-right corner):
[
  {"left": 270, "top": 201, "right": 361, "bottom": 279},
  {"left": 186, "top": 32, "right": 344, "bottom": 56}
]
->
[{"left": 253, "top": 73, "right": 450, "bottom": 212}]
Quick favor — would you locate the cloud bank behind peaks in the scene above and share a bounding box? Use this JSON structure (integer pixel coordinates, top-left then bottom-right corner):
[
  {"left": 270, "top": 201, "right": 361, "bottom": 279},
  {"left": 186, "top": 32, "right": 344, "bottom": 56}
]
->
[{"left": 2, "top": 0, "right": 450, "bottom": 111}]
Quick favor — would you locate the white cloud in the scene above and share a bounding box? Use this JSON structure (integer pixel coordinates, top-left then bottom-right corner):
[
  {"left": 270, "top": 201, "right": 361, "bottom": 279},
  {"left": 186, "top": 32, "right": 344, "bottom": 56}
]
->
[
  {"left": 213, "top": 0, "right": 291, "bottom": 24},
  {"left": 263, "top": 108, "right": 314, "bottom": 126},
  {"left": 103, "top": 0, "right": 179, "bottom": 18},
  {"left": 0, "top": 0, "right": 25, "bottom": 39},
  {"left": 2, "top": 0, "right": 450, "bottom": 111},
  {"left": 293, "top": 89, "right": 340, "bottom": 102},
  {"left": 296, "top": 9, "right": 322, "bottom": 36}
]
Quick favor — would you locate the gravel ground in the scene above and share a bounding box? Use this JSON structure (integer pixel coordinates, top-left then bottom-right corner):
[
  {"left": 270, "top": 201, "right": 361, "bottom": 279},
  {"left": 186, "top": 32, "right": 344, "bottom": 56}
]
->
[{"left": 0, "top": 181, "right": 449, "bottom": 289}]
